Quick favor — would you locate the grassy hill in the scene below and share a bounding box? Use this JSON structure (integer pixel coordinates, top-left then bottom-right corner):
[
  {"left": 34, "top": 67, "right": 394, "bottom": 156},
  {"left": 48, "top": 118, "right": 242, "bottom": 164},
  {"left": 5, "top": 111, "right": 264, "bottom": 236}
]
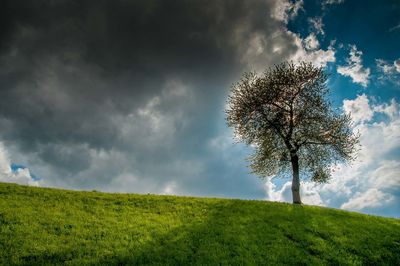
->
[{"left": 0, "top": 182, "right": 399, "bottom": 265}]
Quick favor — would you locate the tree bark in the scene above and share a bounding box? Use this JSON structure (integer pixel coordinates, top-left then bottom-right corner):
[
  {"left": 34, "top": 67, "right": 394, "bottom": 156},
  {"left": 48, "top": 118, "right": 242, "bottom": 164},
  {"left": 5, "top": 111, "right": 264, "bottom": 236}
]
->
[{"left": 290, "top": 153, "right": 302, "bottom": 204}]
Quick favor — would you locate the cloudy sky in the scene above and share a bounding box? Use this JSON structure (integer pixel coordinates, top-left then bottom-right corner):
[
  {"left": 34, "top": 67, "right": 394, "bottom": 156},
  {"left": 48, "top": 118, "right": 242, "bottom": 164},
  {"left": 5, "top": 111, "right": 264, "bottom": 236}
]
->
[{"left": 0, "top": 0, "right": 399, "bottom": 217}]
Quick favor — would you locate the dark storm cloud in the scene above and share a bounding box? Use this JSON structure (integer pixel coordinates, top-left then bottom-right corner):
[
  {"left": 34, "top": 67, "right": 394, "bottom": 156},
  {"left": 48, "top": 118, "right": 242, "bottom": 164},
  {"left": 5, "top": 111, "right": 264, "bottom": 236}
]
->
[
  {"left": 0, "top": 0, "right": 300, "bottom": 196},
  {"left": 0, "top": 0, "right": 265, "bottom": 146},
  {"left": 1, "top": 0, "right": 266, "bottom": 73}
]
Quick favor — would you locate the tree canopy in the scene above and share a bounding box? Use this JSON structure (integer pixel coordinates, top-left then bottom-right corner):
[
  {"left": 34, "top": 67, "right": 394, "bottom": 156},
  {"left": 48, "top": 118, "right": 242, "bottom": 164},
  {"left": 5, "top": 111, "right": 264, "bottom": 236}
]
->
[{"left": 226, "top": 62, "right": 359, "bottom": 204}]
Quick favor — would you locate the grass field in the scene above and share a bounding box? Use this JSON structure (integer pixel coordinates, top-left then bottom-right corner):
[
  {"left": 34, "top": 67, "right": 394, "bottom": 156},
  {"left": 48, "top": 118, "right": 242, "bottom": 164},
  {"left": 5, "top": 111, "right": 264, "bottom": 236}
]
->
[{"left": 0, "top": 182, "right": 399, "bottom": 265}]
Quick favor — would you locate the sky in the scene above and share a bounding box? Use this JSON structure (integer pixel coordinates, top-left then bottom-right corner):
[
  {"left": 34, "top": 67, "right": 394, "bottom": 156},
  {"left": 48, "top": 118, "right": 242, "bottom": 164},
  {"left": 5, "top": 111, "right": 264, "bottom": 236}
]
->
[{"left": 0, "top": 0, "right": 399, "bottom": 218}]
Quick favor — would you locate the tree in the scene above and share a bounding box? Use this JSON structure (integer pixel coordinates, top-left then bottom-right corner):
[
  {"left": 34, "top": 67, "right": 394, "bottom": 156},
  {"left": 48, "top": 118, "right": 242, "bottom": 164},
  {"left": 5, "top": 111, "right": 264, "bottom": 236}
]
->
[{"left": 226, "top": 62, "right": 359, "bottom": 204}]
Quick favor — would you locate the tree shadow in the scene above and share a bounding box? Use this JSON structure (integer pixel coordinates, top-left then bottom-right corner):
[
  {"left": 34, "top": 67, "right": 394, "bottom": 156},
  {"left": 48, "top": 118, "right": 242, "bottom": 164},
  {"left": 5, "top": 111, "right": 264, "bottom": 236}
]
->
[
  {"left": 89, "top": 202, "right": 337, "bottom": 265},
  {"left": 10, "top": 201, "right": 398, "bottom": 265}
]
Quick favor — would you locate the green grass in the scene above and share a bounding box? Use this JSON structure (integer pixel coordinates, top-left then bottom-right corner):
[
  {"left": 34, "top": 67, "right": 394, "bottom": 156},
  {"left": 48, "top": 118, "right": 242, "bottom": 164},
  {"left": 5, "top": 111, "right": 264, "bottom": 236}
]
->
[{"left": 0, "top": 182, "right": 399, "bottom": 265}]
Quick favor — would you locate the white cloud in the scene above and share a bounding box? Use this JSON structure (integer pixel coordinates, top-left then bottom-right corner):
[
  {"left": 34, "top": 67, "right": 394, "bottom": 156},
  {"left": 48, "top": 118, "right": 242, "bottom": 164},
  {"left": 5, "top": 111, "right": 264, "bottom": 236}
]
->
[
  {"left": 376, "top": 58, "right": 400, "bottom": 85},
  {"left": 0, "top": 142, "right": 39, "bottom": 186},
  {"left": 265, "top": 178, "right": 324, "bottom": 206},
  {"left": 376, "top": 59, "right": 396, "bottom": 74},
  {"left": 304, "top": 33, "right": 320, "bottom": 50},
  {"left": 370, "top": 160, "right": 400, "bottom": 190},
  {"left": 308, "top": 17, "right": 324, "bottom": 36},
  {"left": 119, "top": 78, "right": 194, "bottom": 148},
  {"left": 301, "top": 181, "right": 325, "bottom": 206},
  {"left": 323, "top": 0, "right": 344, "bottom": 5},
  {"left": 265, "top": 95, "right": 400, "bottom": 216},
  {"left": 343, "top": 94, "right": 374, "bottom": 123},
  {"left": 265, "top": 177, "right": 288, "bottom": 202},
  {"left": 389, "top": 23, "right": 400, "bottom": 32},
  {"left": 324, "top": 96, "right": 400, "bottom": 212},
  {"left": 395, "top": 59, "right": 400, "bottom": 72},
  {"left": 0, "top": 144, "right": 10, "bottom": 174},
  {"left": 373, "top": 98, "right": 399, "bottom": 119},
  {"left": 337, "top": 45, "right": 370, "bottom": 87},
  {"left": 271, "top": 0, "right": 303, "bottom": 24},
  {"left": 289, "top": 32, "right": 335, "bottom": 67},
  {"left": 162, "top": 181, "right": 178, "bottom": 195},
  {"left": 235, "top": 29, "right": 336, "bottom": 72},
  {"left": 231, "top": 0, "right": 335, "bottom": 72},
  {"left": 340, "top": 188, "right": 394, "bottom": 211}
]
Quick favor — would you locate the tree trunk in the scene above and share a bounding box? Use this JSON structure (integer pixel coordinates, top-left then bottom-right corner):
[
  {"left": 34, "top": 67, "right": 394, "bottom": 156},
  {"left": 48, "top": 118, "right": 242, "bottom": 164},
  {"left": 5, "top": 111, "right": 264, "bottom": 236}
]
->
[{"left": 290, "top": 153, "right": 302, "bottom": 204}]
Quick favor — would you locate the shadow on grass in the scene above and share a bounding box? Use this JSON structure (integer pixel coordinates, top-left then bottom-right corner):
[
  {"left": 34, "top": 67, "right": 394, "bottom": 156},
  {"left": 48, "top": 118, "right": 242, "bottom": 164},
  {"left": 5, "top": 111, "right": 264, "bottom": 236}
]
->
[
  {"left": 89, "top": 202, "right": 351, "bottom": 265},
  {"left": 11, "top": 201, "right": 399, "bottom": 266}
]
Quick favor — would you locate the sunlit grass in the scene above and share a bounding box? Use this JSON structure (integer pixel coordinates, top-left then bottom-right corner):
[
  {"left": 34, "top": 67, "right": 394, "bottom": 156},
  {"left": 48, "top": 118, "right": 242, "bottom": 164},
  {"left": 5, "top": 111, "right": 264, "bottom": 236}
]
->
[{"left": 0, "top": 182, "right": 399, "bottom": 265}]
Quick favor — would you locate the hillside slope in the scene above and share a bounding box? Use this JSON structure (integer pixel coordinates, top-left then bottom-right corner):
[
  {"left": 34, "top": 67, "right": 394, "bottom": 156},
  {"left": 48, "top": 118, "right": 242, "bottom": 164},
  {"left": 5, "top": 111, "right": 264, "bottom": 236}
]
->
[{"left": 0, "top": 182, "right": 399, "bottom": 265}]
